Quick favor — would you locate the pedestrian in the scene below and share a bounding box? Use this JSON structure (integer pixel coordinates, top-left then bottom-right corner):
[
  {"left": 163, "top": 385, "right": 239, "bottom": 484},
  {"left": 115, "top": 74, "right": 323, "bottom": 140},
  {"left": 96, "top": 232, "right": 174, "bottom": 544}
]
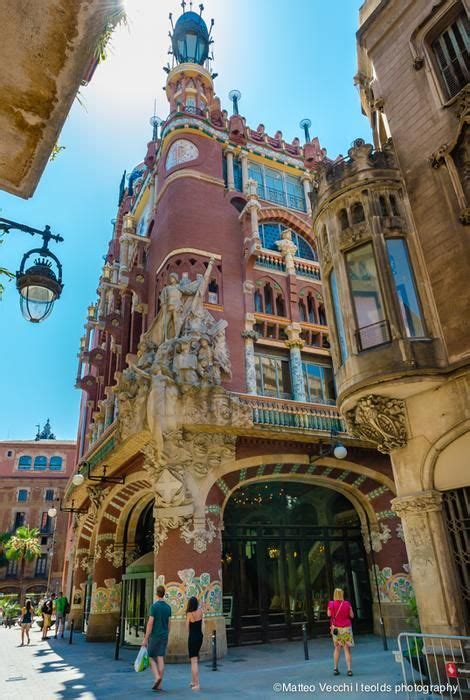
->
[
  {"left": 54, "top": 590, "right": 69, "bottom": 639},
  {"left": 186, "top": 596, "right": 204, "bottom": 691},
  {"left": 19, "top": 599, "right": 34, "bottom": 646},
  {"left": 41, "top": 593, "right": 54, "bottom": 640},
  {"left": 142, "top": 585, "right": 172, "bottom": 692},
  {"left": 327, "top": 587, "right": 354, "bottom": 676}
]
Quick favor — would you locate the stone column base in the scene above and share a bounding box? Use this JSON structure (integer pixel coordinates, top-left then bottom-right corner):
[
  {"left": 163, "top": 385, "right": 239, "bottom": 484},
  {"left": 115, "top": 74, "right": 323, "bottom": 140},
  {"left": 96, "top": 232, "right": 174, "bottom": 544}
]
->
[
  {"left": 166, "top": 616, "right": 227, "bottom": 663},
  {"left": 69, "top": 610, "right": 84, "bottom": 632},
  {"left": 86, "top": 611, "right": 120, "bottom": 642},
  {"left": 372, "top": 602, "right": 413, "bottom": 637}
]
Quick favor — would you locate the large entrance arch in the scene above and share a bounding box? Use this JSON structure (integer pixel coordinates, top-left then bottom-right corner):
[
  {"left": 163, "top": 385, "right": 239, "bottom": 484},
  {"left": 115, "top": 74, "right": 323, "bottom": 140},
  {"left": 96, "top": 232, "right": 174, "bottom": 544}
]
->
[{"left": 221, "top": 480, "right": 372, "bottom": 645}]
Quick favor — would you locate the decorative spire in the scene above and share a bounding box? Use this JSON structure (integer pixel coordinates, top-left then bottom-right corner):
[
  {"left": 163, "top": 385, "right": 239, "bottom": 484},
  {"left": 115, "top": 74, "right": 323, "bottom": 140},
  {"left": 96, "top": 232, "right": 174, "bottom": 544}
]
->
[{"left": 299, "top": 118, "right": 312, "bottom": 144}]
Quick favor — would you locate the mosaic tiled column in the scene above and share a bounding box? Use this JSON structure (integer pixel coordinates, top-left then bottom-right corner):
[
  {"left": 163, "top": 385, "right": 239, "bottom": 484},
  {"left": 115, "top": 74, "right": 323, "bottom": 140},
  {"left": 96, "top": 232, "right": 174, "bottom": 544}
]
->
[
  {"left": 154, "top": 508, "right": 226, "bottom": 662},
  {"left": 392, "top": 490, "right": 463, "bottom": 635},
  {"left": 224, "top": 146, "right": 235, "bottom": 190},
  {"left": 241, "top": 322, "right": 259, "bottom": 395},
  {"left": 285, "top": 323, "right": 306, "bottom": 402},
  {"left": 86, "top": 506, "right": 122, "bottom": 642}
]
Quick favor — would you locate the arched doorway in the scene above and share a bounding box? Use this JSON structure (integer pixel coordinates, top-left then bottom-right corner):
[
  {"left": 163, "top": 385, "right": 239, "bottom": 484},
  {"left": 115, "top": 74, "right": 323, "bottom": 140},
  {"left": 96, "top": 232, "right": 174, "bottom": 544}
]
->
[
  {"left": 122, "top": 498, "right": 155, "bottom": 645},
  {"left": 222, "top": 481, "right": 372, "bottom": 645}
]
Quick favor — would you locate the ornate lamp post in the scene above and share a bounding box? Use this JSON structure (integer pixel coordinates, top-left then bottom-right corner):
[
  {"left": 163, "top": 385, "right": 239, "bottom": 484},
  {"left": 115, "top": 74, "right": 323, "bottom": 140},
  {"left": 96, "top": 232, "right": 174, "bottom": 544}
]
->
[{"left": 0, "top": 218, "right": 64, "bottom": 323}]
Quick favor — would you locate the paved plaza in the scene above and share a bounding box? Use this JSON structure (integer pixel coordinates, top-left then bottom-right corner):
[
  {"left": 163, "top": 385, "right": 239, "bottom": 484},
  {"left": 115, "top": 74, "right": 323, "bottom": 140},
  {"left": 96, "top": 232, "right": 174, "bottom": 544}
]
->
[{"left": 0, "top": 624, "right": 410, "bottom": 699}]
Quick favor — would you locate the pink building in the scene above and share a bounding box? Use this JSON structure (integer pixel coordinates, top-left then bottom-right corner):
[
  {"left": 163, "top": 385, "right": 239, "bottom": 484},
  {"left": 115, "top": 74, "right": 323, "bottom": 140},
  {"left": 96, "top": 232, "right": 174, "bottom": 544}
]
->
[{"left": 0, "top": 424, "right": 76, "bottom": 598}]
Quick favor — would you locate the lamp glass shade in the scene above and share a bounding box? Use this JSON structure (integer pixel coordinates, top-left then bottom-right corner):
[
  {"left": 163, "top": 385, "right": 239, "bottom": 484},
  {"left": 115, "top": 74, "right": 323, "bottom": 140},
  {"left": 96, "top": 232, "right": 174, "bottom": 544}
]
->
[
  {"left": 47, "top": 507, "right": 57, "bottom": 518},
  {"left": 333, "top": 444, "right": 348, "bottom": 460},
  {"left": 19, "top": 284, "right": 56, "bottom": 323},
  {"left": 72, "top": 473, "right": 85, "bottom": 486}
]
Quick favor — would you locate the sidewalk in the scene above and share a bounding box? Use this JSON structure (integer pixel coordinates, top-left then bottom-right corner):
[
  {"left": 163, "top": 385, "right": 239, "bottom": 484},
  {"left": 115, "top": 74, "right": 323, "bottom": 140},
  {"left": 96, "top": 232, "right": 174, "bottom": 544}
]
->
[{"left": 0, "top": 624, "right": 408, "bottom": 699}]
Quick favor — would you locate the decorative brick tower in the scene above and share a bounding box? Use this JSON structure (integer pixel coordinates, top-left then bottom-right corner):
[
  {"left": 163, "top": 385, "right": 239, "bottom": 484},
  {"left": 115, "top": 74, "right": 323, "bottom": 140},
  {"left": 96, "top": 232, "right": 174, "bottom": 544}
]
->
[{"left": 67, "top": 5, "right": 411, "bottom": 655}]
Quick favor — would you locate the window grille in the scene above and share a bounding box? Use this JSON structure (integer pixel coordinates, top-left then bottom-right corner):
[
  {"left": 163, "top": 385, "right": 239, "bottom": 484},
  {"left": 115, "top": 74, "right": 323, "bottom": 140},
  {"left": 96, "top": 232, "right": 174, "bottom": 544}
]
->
[{"left": 432, "top": 12, "right": 470, "bottom": 99}]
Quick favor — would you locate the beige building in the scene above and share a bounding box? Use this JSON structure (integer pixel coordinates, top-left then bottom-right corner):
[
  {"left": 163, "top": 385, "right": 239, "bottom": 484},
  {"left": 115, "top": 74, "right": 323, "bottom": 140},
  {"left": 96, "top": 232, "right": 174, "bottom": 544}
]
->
[
  {"left": 312, "top": 0, "right": 470, "bottom": 636},
  {"left": 0, "top": 0, "right": 123, "bottom": 198}
]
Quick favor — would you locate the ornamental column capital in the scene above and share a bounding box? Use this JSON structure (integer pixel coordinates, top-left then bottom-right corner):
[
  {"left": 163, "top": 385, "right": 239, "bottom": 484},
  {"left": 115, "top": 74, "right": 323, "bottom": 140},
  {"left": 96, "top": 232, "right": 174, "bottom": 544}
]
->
[
  {"left": 391, "top": 490, "right": 443, "bottom": 517},
  {"left": 285, "top": 322, "right": 305, "bottom": 349},
  {"left": 224, "top": 145, "right": 236, "bottom": 156}
]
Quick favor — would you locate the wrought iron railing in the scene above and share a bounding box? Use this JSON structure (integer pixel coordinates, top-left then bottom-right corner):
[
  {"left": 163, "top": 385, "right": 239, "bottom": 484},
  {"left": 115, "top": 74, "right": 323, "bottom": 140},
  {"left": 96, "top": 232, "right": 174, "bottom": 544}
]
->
[{"left": 355, "top": 319, "right": 391, "bottom": 352}]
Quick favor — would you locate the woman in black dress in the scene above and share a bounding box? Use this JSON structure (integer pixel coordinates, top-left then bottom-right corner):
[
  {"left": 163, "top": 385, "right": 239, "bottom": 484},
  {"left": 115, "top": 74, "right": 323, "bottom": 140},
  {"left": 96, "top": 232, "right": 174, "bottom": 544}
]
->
[{"left": 186, "top": 596, "right": 204, "bottom": 691}]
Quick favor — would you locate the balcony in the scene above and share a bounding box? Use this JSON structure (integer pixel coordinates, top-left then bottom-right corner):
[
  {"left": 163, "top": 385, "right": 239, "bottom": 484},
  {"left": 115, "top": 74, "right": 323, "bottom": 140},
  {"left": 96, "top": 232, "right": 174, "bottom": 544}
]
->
[
  {"left": 355, "top": 319, "right": 391, "bottom": 352},
  {"left": 259, "top": 186, "right": 307, "bottom": 213},
  {"left": 255, "top": 252, "right": 286, "bottom": 274},
  {"left": 294, "top": 259, "right": 321, "bottom": 280},
  {"left": 239, "top": 395, "right": 346, "bottom": 433}
]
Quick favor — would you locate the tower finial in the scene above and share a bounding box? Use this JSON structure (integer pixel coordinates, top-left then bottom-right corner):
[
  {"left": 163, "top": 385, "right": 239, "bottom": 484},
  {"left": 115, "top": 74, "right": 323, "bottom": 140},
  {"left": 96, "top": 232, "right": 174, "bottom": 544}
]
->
[
  {"left": 229, "top": 90, "right": 242, "bottom": 116},
  {"left": 199, "top": 3, "right": 204, "bottom": 14},
  {"left": 181, "top": 0, "right": 186, "bottom": 11},
  {"left": 299, "top": 118, "right": 312, "bottom": 144}
]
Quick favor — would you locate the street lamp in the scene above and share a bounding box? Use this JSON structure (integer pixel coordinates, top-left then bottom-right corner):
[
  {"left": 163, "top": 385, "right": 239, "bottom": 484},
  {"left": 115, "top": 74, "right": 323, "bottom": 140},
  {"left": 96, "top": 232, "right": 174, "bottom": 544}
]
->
[
  {"left": 310, "top": 429, "right": 348, "bottom": 464},
  {"left": 72, "top": 473, "right": 85, "bottom": 487},
  {"left": 0, "top": 218, "right": 64, "bottom": 323},
  {"left": 72, "top": 461, "right": 125, "bottom": 486}
]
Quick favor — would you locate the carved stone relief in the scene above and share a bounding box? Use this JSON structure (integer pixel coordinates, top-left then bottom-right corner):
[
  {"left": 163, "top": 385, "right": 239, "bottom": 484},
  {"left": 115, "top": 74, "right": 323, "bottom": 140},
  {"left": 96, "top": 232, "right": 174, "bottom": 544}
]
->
[{"left": 345, "top": 394, "right": 407, "bottom": 453}]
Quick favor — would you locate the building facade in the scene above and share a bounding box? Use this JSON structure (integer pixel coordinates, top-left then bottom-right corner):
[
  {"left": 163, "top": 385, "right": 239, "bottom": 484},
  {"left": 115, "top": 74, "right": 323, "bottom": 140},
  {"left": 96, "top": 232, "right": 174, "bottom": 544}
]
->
[
  {"left": 312, "top": 0, "right": 469, "bottom": 635},
  {"left": 0, "top": 429, "right": 76, "bottom": 598},
  {"left": 66, "top": 8, "right": 413, "bottom": 657}
]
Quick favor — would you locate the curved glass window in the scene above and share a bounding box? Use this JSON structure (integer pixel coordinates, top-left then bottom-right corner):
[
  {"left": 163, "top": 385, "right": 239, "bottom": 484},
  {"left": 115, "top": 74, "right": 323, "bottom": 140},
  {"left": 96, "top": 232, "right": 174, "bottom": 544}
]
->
[
  {"left": 18, "top": 456, "right": 32, "bottom": 470},
  {"left": 34, "top": 455, "right": 47, "bottom": 470},
  {"left": 247, "top": 162, "right": 307, "bottom": 212},
  {"left": 259, "top": 223, "right": 317, "bottom": 261},
  {"left": 49, "top": 456, "right": 63, "bottom": 471}
]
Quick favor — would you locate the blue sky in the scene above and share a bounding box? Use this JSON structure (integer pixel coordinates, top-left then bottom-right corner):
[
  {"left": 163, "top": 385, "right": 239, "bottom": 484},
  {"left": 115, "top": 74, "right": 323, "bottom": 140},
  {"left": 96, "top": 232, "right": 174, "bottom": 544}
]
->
[{"left": 0, "top": 0, "right": 369, "bottom": 441}]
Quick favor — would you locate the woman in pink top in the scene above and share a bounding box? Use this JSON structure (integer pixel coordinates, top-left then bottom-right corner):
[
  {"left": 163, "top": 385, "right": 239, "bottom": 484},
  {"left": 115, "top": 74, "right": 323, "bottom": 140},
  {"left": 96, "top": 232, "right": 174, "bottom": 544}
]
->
[{"left": 327, "top": 588, "right": 354, "bottom": 676}]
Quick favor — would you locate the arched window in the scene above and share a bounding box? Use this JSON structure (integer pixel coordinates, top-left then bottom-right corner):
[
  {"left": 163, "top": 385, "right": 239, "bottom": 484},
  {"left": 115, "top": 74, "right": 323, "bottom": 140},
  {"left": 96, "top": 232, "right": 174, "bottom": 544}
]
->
[
  {"left": 18, "top": 456, "right": 32, "bottom": 470},
  {"left": 307, "top": 294, "right": 317, "bottom": 324},
  {"left": 255, "top": 280, "right": 286, "bottom": 317},
  {"left": 351, "top": 202, "right": 365, "bottom": 224},
  {"left": 379, "top": 195, "right": 389, "bottom": 217},
  {"left": 389, "top": 194, "right": 400, "bottom": 217},
  {"left": 338, "top": 209, "right": 349, "bottom": 230},
  {"left": 264, "top": 284, "right": 273, "bottom": 315},
  {"left": 34, "top": 456, "right": 47, "bottom": 471},
  {"left": 254, "top": 289, "right": 263, "bottom": 313},
  {"left": 318, "top": 303, "right": 327, "bottom": 326},
  {"left": 49, "top": 456, "right": 63, "bottom": 471},
  {"left": 207, "top": 279, "right": 219, "bottom": 305},
  {"left": 258, "top": 223, "right": 316, "bottom": 261},
  {"left": 299, "top": 300, "right": 307, "bottom": 322}
]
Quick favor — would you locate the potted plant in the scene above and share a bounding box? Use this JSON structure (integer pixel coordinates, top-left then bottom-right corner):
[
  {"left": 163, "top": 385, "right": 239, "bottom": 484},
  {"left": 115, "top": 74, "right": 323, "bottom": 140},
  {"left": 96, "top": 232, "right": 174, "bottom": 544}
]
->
[{"left": 401, "top": 594, "right": 428, "bottom": 678}]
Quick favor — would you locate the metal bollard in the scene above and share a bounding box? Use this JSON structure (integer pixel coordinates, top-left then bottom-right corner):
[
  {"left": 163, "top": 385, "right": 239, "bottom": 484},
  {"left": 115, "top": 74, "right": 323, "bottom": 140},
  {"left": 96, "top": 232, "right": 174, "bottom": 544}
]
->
[
  {"left": 68, "top": 619, "right": 74, "bottom": 645},
  {"left": 211, "top": 630, "right": 217, "bottom": 671},
  {"left": 114, "top": 625, "right": 120, "bottom": 660},
  {"left": 302, "top": 622, "right": 309, "bottom": 660}
]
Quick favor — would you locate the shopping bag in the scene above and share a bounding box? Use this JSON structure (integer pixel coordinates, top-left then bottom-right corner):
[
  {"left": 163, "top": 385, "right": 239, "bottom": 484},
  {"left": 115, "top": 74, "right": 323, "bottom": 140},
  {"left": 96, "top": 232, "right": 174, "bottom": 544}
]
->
[{"left": 134, "top": 646, "right": 149, "bottom": 672}]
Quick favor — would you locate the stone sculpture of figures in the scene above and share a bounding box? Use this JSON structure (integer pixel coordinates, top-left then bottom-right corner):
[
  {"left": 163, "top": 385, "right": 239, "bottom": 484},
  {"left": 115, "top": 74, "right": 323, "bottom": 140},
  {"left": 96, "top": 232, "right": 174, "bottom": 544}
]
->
[
  {"left": 173, "top": 339, "right": 199, "bottom": 385},
  {"left": 197, "top": 337, "right": 213, "bottom": 382},
  {"left": 213, "top": 330, "right": 232, "bottom": 383},
  {"left": 149, "top": 258, "right": 215, "bottom": 346}
]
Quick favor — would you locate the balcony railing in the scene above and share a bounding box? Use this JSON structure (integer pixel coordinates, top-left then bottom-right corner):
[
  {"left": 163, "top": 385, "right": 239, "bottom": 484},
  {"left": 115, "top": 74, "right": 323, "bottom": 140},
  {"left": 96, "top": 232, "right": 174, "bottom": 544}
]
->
[
  {"left": 255, "top": 252, "right": 286, "bottom": 273},
  {"left": 294, "top": 259, "right": 321, "bottom": 280},
  {"left": 258, "top": 186, "right": 307, "bottom": 213},
  {"left": 355, "top": 319, "right": 391, "bottom": 352},
  {"left": 240, "top": 395, "right": 346, "bottom": 433}
]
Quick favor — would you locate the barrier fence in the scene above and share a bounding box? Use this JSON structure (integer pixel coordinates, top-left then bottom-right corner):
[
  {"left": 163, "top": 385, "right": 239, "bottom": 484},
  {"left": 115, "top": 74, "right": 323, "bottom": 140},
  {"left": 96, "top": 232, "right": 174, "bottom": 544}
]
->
[{"left": 396, "top": 632, "right": 470, "bottom": 699}]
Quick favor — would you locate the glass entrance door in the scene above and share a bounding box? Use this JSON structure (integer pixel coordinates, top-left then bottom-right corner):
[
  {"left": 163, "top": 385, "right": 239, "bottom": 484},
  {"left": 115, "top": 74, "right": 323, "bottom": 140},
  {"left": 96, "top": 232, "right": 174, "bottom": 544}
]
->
[{"left": 222, "top": 482, "right": 373, "bottom": 646}]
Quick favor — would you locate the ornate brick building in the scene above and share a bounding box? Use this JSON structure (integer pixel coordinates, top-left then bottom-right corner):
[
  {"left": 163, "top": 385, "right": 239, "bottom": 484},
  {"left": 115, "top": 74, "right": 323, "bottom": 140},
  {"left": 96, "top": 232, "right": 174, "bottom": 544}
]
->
[
  {"left": 0, "top": 425, "right": 76, "bottom": 598},
  {"left": 312, "top": 0, "right": 469, "bottom": 635},
  {"left": 66, "top": 6, "right": 413, "bottom": 656}
]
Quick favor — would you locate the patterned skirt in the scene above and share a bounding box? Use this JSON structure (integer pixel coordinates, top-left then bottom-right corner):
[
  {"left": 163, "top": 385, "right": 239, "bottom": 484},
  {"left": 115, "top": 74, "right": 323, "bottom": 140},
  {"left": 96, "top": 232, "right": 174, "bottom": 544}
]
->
[{"left": 332, "top": 626, "right": 354, "bottom": 647}]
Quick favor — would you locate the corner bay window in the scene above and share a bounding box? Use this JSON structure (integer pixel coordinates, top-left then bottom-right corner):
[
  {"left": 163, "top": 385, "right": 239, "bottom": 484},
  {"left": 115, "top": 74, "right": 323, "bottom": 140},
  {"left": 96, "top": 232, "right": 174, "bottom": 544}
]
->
[
  {"left": 386, "top": 238, "right": 425, "bottom": 338},
  {"left": 346, "top": 243, "right": 390, "bottom": 351},
  {"left": 329, "top": 270, "right": 348, "bottom": 363}
]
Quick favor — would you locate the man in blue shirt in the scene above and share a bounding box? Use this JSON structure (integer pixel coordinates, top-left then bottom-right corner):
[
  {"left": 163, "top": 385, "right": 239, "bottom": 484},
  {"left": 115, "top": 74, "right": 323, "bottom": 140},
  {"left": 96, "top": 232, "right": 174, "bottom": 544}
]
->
[{"left": 142, "top": 585, "right": 172, "bottom": 691}]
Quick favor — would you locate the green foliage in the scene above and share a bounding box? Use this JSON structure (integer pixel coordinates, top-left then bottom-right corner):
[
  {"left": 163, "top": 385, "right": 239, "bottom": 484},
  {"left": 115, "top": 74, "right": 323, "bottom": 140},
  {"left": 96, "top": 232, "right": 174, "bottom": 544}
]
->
[
  {"left": 49, "top": 143, "right": 66, "bottom": 162},
  {"left": 0, "top": 231, "right": 15, "bottom": 299},
  {"left": 0, "top": 532, "right": 11, "bottom": 568},
  {"left": 405, "top": 593, "right": 420, "bottom": 632},
  {"left": 5, "top": 526, "right": 42, "bottom": 563},
  {"left": 95, "top": 7, "right": 128, "bottom": 63},
  {"left": 0, "top": 596, "right": 21, "bottom": 619}
]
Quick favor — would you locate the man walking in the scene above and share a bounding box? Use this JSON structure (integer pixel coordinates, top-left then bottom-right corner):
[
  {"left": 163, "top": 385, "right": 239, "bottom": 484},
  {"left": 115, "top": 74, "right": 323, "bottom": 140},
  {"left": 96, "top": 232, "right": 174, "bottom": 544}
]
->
[
  {"left": 142, "top": 585, "right": 172, "bottom": 691},
  {"left": 54, "top": 591, "right": 69, "bottom": 639}
]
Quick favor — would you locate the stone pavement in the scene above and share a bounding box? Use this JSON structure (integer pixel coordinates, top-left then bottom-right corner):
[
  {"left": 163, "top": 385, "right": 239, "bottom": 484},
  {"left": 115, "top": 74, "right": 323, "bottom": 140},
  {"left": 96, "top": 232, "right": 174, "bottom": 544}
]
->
[{"left": 0, "top": 624, "right": 409, "bottom": 699}]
